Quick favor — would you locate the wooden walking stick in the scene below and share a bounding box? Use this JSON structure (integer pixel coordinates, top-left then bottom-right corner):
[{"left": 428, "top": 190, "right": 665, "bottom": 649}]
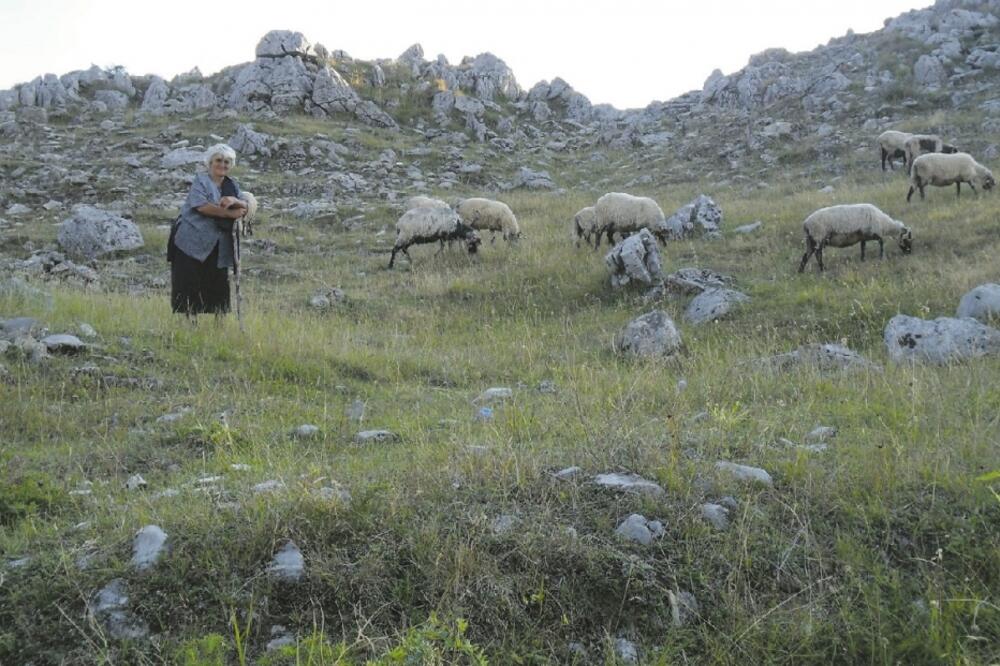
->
[{"left": 232, "top": 218, "right": 244, "bottom": 332}]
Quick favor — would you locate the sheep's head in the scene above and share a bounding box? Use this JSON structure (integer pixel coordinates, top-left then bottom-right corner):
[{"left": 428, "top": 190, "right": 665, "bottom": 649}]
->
[
  {"left": 456, "top": 222, "right": 481, "bottom": 254},
  {"left": 898, "top": 226, "right": 913, "bottom": 254},
  {"left": 981, "top": 170, "right": 996, "bottom": 191},
  {"left": 942, "top": 143, "right": 959, "bottom": 154}
]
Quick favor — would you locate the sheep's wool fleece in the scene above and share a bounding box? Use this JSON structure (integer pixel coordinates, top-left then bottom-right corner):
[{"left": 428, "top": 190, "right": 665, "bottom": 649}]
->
[
  {"left": 803, "top": 203, "right": 900, "bottom": 236},
  {"left": 395, "top": 206, "right": 461, "bottom": 240}
]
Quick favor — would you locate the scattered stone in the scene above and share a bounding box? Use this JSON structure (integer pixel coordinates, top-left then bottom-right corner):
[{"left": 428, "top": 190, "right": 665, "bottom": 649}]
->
[
  {"left": 884, "top": 315, "right": 1000, "bottom": 364},
  {"left": 805, "top": 426, "right": 837, "bottom": 443},
  {"left": 156, "top": 408, "right": 191, "bottom": 424},
  {"left": 684, "top": 288, "right": 750, "bottom": 325},
  {"left": 316, "top": 485, "right": 352, "bottom": 503},
  {"left": 605, "top": 228, "right": 662, "bottom": 288},
  {"left": 701, "top": 503, "right": 730, "bottom": 530},
  {"left": 475, "top": 387, "right": 513, "bottom": 403},
  {"left": 668, "top": 589, "right": 699, "bottom": 627},
  {"left": 491, "top": 514, "right": 520, "bottom": 535},
  {"left": 593, "top": 472, "right": 665, "bottom": 497},
  {"left": 269, "top": 540, "right": 305, "bottom": 582},
  {"left": 89, "top": 579, "right": 149, "bottom": 640},
  {"left": 160, "top": 147, "right": 205, "bottom": 169},
  {"left": 346, "top": 399, "right": 366, "bottom": 422},
  {"left": 615, "top": 514, "right": 665, "bottom": 545},
  {"left": 78, "top": 323, "right": 97, "bottom": 338},
  {"left": 614, "top": 637, "right": 639, "bottom": 664},
  {"left": 537, "top": 379, "right": 557, "bottom": 394},
  {"left": 230, "top": 464, "right": 252, "bottom": 472},
  {"left": 131, "top": 525, "right": 168, "bottom": 571},
  {"left": 733, "top": 221, "right": 762, "bottom": 234},
  {"left": 40, "top": 334, "right": 85, "bottom": 354},
  {"left": 664, "top": 268, "right": 733, "bottom": 295},
  {"left": 125, "top": 474, "right": 147, "bottom": 491},
  {"left": 253, "top": 479, "right": 285, "bottom": 494},
  {"left": 1, "top": 317, "right": 42, "bottom": 340},
  {"left": 665, "top": 195, "right": 723, "bottom": 237},
  {"left": 308, "top": 287, "right": 346, "bottom": 309},
  {"left": 354, "top": 429, "right": 399, "bottom": 444},
  {"left": 6, "top": 203, "right": 30, "bottom": 216},
  {"left": 553, "top": 466, "right": 583, "bottom": 481},
  {"left": 956, "top": 284, "right": 1000, "bottom": 322},
  {"left": 294, "top": 424, "right": 320, "bottom": 439},
  {"left": 267, "top": 625, "right": 296, "bottom": 651},
  {"left": 716, "top": 461, "right": 773, "bottom": 486},
  {"left": 760, "top": 343, "right": 880, "bottom": 373},
  {"left": 614, "top": 310, "right": 682, "bottom": 359},
  {"left": 58, "top": 206, "right": 144, "bottom": 259}
]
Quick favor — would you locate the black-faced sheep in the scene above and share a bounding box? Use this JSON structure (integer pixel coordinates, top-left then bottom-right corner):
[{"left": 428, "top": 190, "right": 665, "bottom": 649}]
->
[
  {"left": 907, "top": 152, "right": 995, "bottom": 202},
  {"left": 878, "top": 130, "right": 912, "bottom": 171},
  {"left": 798, "top": 203, "right": 912, "bottom": 272},
  {"left": 389, "top": 206, "right": 481, "bottom": 268},
  {"left": 904, "top": 134, "right": 958, "bottom": 174},
  {"left": 456, "top": 198, "right": 521, "bottom": 242},
  {"left": 593, "top": 192, "right": 668, "bottom": 248}
]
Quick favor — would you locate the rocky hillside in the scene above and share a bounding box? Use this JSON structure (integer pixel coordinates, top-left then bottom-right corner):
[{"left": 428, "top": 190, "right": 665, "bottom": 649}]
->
[{"left": 2, "top": 0, "right": 1000, "bottom": 186}]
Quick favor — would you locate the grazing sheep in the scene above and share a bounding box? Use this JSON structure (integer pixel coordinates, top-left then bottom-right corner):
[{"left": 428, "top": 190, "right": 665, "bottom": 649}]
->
[
  {"left": 593, "top": 192, "right": 668, "bottom": 248},
  {"left": 389, "top": 206, "right": 481, "bottom": 268},
  {"left": 878, "top": 130, "right": 913, "bottom": 171},
  {"left": 907, "top": 152, "right": 996, "bottom": 201},
  {"left": 457, "top": 197, "right": 521, "bottom": 242},
  {"left": 798, "top": 203, "right": 912, "bottom": 272},
  {"left": 405, "top": 195, "right": 450, "bottom": 211},
  {"left": 904, "top": 134, "right": 958, "bottom": 174},
  {"left": 572, "top": 206, "right": 598, "bottom": 247}
]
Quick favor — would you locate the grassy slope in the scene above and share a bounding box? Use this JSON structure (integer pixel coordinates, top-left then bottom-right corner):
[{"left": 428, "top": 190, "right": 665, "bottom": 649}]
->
[{"left": 2, "top": 147, "right": 999, "bottom": 664}]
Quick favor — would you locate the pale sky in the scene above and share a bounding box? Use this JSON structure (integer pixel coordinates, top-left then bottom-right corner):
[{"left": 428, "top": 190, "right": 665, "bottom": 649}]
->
[{"left": 0, "top": 0, "right": 925, "bottom": 109}]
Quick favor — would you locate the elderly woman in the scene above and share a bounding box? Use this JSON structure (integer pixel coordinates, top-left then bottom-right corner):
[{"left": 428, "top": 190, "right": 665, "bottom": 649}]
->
[{"left": 168, "top": 144, "right": 248, "bottom": 316}]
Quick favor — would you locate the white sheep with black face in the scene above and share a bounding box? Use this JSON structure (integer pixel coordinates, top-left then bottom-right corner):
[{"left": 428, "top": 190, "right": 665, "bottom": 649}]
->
[
  {"left": 798, "top": 203, "right": 912, "bottom": 272},
  {"left": 903, "top": 134, "right": 958, "bottom": 174},
  {"left": 877, "top": 130, "right": 913, "bottom": 171},
  {"left": 592, "top": 192, "right": 668, "bottom": 248},
  {"left": 389, "top": 206, "right": 481, "bottom": 268},
  {"left": 907, "top": 152, "right": 995, "bottom": 202}
]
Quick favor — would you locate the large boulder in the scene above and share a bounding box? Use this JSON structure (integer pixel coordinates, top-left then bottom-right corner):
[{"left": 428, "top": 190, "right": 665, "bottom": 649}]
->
[
  {"left": 614, "top": 310, "right": 682, "bottom": 358},
  {"left": 956, "top": 284, "right": 1000, "bottom": 322},
  {"left": 884, "top": 315, "right": 1000, "bottom": 364},
  {"left": 914, "top": 54, "right": 947, "bottom": 88},
  {"left": 57, "top": 206, "right": 144, "bottom": 259},
  {"left": 140, "top": 76, "right": 170, "bottom": 114},
  {"left": 229, "top": 123, "right": 272, "bottom": 157},
  {"left": 605, "top": 229, "right": 662, "bottom": 288},
  {"left": 760, "top": 343, "right": 880, "bottom": 373},
  {"left": 255, "top": 30, "right": 315, "bottom": 58}
]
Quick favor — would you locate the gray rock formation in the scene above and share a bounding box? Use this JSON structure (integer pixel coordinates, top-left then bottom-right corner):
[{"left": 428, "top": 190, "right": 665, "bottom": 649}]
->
[
  {"left": 760, "top": 343, "right": 880, "bottom": 373},
  {"left": 605, "top": 229, "right": 662, "bottom": 288},
  {"left": 88, "top": 579, "right": 149, "bottom": 640},
  {"left": 884, "top": 315, "right": 1000, "bottom": 364},
  {"left": 664, "top": 268, "right": 734, "bottom": 295},
  {"left": 716, "top": 461, "right": 773, "bottom": 486},
  {"left": 229, "top": 123, "right": 272, "bottom": 157},
  {"left": 957, "top": 284, "right": 1000, "bottom": 322},
  {"left": 269, "top": 540, "right": 305, "bottom": 582},
  {"left": 665, "top": 195, "right": 723, "bottom": 238},
  {"left": 615, "top": 514, "right": 665, "bottom": 545},
  {"left": 614, "top": 311, "right": 682, "bottom": 358},
  {"left": 131, "top": 525, "right": 168, "bottom": 571},
  {"left": 684, "top": 288, "right": 749, "bottom": 325},
  {"left": 592, "top": 472, "right": 665, "bottom": 497},
  {"left": 57, "top": 206, "right": 144, "bottom": 259}
]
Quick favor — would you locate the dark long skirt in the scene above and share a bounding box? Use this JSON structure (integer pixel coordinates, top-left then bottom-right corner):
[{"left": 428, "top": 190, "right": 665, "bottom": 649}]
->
[{"left": 170, "top": 244, "right": 230, "bottom": 315}]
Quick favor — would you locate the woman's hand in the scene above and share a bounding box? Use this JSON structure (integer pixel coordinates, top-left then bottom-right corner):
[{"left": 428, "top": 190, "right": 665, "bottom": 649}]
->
[{"left": 219, "top": 196, "right": 246, "bottom": 209}]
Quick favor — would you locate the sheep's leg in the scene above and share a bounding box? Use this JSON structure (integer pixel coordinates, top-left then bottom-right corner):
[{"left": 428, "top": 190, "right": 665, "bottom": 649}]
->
[
  {"left": 815, "top": 241, "right": 826, "bottom": 272},
  {"left": 860, "top": 241, "right": 866, "bottom": 261},
  {"left": 798, "top": 236, "right": 816, "bottom": 273},
  {"left": 956, "top": 182, "right": 961, "bottom": 197},
  {"left": 878, "top": 237, "right": 884, "bottom": 259},
  {"left": 881, "top": 149, "right": 888, "bottom": 172},
  {"left": 919, "top": 183, "right": 926, "bottom": 200},
  {"left": 906, "top": 185, "right": 915, "bottom": 203},
  {"left": 968, "top": 181, "right": 977, "bottom": 196},
  {"left": 435, "top": 240, "right": 445, "bottom": 257},
  {"left": 389, "top": 246, "right": 400, "bottom": 268},
  {"left": 593, "top": 226, "right": 605, "bottom": 250},
  {"left": 402, "top": 247, "right": 413, "bottom": 263}
]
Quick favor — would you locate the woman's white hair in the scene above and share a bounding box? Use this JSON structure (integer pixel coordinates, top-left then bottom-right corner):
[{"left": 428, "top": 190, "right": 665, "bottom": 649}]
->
[{"left": 204, "top": 143, "right": 237, "bottom": 169}]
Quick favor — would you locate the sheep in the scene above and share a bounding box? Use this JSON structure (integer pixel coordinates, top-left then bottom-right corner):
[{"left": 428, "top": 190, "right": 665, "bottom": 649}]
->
[
  {"left": 907, "top": 152, "right": 995, "bottom": 202},
  {"left": 592, "top": 192, "right": 668, "bottom": 248},
  {"left": 405, "top": 195, "right": 450, "bottom": 211},
  {"left": 904, "top": 134, "right": 958, "bottom": 174},
  {"left": 389, "top": 206, "right": 481, "bottom": 268},
  {"left": 797, "top": 203, "right": 912, "bottom": 272},
  {"left": 877, "top": 130, "right": 912, "bottom": 171},
  {"left": 572, "top": 206, "right": 598, "bottom": 247},
  {"left": 237, "top": 191, "right": 258, "bottom": 228},
  {"left": 456, "top": 197, "right": 521, "bottom": 243}
]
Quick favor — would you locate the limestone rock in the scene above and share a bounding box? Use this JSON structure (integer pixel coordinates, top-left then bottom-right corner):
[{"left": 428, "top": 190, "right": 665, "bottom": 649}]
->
[
  {"left": 684, "top": 288, "right": 749, "bottom": 325},
  {"left": 605, "top": 229, "right": 662, "bottom": 288},
  {"left": 58, "top": 206, "right": 143, "bottom": 258},
  {"left": 884, "top": 315, "right": 1000, "bottom": 364},
  {"left": 614, "top": 311, "right": 682, "bottom": 358},
  {"left": 957, "top": 284, "right": 1000, "bottom": 322}
]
